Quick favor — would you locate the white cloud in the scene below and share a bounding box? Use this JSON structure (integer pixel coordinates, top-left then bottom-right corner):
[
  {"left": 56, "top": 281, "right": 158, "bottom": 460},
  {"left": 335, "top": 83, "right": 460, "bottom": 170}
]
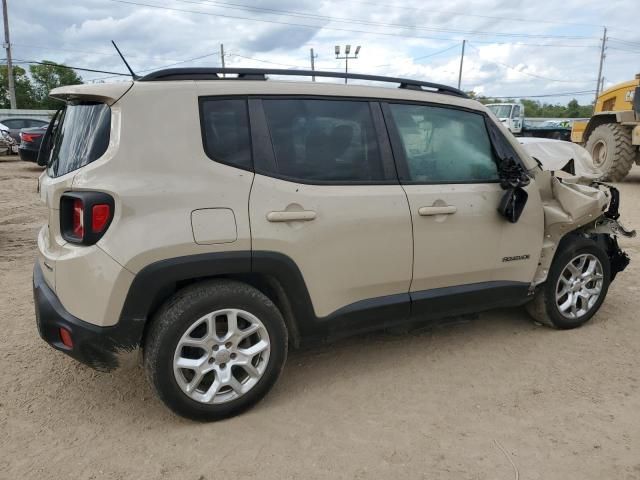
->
[{"left": 6, "top": 0, "right": 640, "bottom": 103}]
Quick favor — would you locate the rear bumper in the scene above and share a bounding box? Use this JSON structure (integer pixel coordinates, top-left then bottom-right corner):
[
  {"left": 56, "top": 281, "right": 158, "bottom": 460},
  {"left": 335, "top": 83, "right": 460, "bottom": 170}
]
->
[
  {"left": 18, "top": 146, "right": 38, "bottom": 162},
  {"left": 33, "top": 262, "right": 143, "bottom": 371}
]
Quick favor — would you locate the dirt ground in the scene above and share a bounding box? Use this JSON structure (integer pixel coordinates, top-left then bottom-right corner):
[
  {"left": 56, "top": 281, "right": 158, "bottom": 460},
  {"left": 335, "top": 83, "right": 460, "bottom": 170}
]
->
[{"left": 1, "top": 155, "right": 640, "bottom": 480}]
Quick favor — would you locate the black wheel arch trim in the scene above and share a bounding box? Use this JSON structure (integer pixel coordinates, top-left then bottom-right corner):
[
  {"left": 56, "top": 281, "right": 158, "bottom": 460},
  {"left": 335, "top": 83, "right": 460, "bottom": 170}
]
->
[{"left": 119, "top": 250, "right": 532, "bottom": 349}]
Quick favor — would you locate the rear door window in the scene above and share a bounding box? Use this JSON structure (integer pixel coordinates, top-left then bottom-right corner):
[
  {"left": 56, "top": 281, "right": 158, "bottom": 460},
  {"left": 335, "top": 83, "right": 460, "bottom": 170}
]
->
[
  {"left": 200, "top": 98, "right": 252, "bottom": 170},
  {"left": 261, "top": 99, "right": 384, "bottom": 183},
  {"left": 47, "top": 103, "right": 111, "bottom": 178}
]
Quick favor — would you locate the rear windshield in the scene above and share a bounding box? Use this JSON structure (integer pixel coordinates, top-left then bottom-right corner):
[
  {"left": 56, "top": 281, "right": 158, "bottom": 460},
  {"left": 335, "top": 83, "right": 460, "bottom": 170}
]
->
[{"left": 47, "top": 103, "right": 111, "bottom": 178}]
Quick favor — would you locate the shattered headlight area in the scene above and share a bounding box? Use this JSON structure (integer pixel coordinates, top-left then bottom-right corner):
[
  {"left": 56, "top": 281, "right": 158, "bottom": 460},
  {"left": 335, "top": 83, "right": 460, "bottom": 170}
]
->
[{"left": 588, "top": 183, "right": 635, "bottom": 279}]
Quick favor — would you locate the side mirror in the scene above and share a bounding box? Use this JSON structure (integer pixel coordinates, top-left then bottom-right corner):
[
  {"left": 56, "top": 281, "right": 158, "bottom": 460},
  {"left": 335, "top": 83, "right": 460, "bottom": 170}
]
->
[{"left": 498, "top": 187, "right": 528, "bottom": 223}]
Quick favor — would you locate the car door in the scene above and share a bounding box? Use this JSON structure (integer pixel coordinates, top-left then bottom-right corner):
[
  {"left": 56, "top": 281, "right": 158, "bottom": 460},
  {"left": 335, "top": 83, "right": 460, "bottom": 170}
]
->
[
  {"left": 382, "top": 101, "right": 543, "bottom": 318},
  {"left": 248, "top": 98, "right": 413, "bottom": 331}
]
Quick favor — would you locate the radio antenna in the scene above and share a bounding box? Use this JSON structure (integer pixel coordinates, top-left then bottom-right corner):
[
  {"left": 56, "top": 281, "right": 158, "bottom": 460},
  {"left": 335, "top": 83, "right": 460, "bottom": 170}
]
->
[{"left": 111, "top": 40, "right": 139, "bottom": 80}]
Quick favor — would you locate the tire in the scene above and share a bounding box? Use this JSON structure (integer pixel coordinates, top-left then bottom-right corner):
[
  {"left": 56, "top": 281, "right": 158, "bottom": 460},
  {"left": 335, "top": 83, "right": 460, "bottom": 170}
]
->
[
  {"left": 526, "top": 236, "right": 611, "bottom": 329},
  {"left": 144, "top": 279, "right": 288, "bottom": 421},
  {"left": 585, "top": 123, "right": 635, "bottom": 182}
]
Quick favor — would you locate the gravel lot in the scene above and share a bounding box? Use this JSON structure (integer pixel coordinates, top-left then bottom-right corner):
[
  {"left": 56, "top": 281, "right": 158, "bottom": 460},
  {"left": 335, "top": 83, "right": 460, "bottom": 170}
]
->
[{"left": 1, "top": 155, "right": 640, "bottom": 480}]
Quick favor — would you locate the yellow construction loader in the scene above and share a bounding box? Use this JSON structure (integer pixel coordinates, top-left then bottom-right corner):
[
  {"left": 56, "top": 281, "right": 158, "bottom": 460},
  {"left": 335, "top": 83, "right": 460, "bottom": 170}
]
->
[{"left": 571, "top": 74, "right": 640, "bottom": 181}]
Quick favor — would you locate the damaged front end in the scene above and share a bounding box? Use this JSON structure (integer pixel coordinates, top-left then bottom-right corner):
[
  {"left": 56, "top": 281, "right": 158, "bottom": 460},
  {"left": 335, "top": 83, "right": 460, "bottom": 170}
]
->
[
  {"left": 587, "top": 185, "right": 635, "bottom": 280},
  {"left": 533, "top": 171, "right": 635, "bottom": 286}
]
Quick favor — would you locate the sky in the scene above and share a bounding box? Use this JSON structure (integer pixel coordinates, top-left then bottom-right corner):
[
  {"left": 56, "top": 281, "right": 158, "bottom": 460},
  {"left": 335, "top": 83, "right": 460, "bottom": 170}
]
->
[{"left": 7, "top": 0, "right": 640, "bottom": 104}]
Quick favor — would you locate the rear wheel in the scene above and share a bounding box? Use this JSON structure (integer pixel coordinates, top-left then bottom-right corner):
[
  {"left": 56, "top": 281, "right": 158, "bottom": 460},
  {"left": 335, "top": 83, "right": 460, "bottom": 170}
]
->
[
  {"left": 585, "top": 123, "right": 635, "bottom": 182},
  {"left": 526, "top": 237, "right": 611, "bottom": 329},
  {"left": 144, "top": 279, "right": 288, "bottom": 421}
]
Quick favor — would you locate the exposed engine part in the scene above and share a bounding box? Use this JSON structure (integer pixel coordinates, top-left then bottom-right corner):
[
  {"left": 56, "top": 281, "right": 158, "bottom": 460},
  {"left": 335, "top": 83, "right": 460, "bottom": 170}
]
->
[
  {"left": 589, "top": 217, "right": 636, "bottom": 238},
  {"left": 594, "top": 234, "right": 631, "bottom": 281}
]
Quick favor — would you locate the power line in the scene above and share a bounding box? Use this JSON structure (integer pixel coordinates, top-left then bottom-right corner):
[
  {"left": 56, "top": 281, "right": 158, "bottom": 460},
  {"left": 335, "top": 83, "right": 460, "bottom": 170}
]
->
[
  {"left": 608, "top": 37, "right": 640, "bottom": 47},
  {"left": 107, "top": 0, "right": 600, "bottom": 49},
  {"left": 342, "top": 0, "right": 604, "bottom": 29},
  {"left": 372, "top": 43, "right": 460, "bottom": 68},
  {"left": 87, "top": 51, "right": 222, "bottom": 81},
  {"left": 172, "top": 0, "right": 595, "bottom": 40},
  {"left": 12, "top": 43, "right": 185, "bottom": 62},
  {"left": 228, "top": 53, "right": 308, "bottom": 69},
  {"left": 467, "top": 42, "right": 596, "bottom": 83},
  {"left": 11, "top": 59, "right": 129, "bottom": 76}
]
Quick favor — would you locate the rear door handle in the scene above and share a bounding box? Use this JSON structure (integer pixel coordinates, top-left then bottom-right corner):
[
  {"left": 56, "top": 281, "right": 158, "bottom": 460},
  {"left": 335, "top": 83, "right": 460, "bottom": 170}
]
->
[
  {"left": 418, "top": 205, "right": 457, "bottom": 216},
  {"left": 266, "top": 210, "right": 317, "bottom": 222}
]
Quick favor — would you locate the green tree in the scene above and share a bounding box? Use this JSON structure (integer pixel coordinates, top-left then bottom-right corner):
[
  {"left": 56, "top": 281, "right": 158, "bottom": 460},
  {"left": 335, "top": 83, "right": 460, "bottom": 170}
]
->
[
  {"left": 470, "top": 94, "right": 594, "bottom": 118},
  {"left": 0, "top": 65, "right": 38, "bottom": 109},
  {"left": 29, "top": 61, "right": 83, "bottom": 109}
]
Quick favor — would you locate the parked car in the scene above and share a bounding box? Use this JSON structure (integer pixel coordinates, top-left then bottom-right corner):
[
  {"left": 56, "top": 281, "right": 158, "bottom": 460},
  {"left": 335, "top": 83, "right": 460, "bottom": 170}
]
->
[
  {"left": 18, "top": 126, "right": 47, "bottom": 162},
  {"left": 33, "top": 68, "right": 634, "bottom": 421},
  {"left": 0, "top": 117, "right": 48, "bottom": 143},
  {"left": 0, "top": 122, "right": 18, "bottom": 154}
]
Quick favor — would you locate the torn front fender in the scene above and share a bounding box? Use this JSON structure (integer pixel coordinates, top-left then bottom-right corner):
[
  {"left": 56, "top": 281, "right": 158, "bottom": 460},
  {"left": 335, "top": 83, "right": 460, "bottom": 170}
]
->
[{"left": 531, "top": 171, "right": 632, "bottom": 285}]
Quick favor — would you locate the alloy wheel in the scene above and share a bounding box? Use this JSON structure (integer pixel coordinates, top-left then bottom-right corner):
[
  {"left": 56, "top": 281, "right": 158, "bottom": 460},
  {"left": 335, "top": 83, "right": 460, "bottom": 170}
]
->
[
  {"left": 555, "top": 253, "right": 604, "bottom": 320},
  {"left": 173, "top": 309, "right": 271, "bottom": 404}
]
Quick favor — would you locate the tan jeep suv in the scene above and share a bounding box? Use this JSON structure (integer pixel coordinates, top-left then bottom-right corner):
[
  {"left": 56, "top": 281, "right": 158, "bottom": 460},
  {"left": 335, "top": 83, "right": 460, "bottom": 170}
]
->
[{"left": 33, "top": 68, "right": 634, "bottom": 421}]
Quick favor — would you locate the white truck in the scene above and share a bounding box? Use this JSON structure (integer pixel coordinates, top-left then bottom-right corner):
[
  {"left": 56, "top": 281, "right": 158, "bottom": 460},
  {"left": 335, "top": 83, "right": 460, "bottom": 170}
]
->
[{"left": 486, "top": 103, "right": 572, "bottom": 141}]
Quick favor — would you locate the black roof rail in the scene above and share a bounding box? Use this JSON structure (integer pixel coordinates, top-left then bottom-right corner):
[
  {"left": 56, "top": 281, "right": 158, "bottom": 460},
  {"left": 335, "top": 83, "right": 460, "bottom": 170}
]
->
[{"left": 138, "top": 67, "right": 468, "bottom": 98}]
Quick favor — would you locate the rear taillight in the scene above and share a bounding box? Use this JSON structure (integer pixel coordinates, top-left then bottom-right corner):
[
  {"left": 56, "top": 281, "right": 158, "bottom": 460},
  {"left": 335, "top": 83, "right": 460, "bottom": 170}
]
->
[
  {"left": 61, "top": 192, "right": 114, "bottom": 245},
  {"left": 72, "top": 199, "right": 84, "bottom": 238},
  {"left": 20, "top": 132, "right": 43, "bottom": 143},
  {"left": 92, "top": 204, "right": 111, "bottom": 233}
]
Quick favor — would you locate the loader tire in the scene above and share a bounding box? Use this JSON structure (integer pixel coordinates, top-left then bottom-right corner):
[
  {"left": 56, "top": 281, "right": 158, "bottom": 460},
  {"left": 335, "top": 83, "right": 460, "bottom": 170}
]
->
[{"left": 585, "top": 123, "right": 635, "bottom": 182}]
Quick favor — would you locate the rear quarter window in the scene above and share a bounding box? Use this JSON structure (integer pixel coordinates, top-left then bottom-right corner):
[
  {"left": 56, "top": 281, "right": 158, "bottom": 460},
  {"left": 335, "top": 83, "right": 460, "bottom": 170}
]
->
[
  {"left": 199, "top": 98, "right": 252, "bottom": 170},
  {"left": 47, "top": 103, "right": 111, "bottom": 178}
]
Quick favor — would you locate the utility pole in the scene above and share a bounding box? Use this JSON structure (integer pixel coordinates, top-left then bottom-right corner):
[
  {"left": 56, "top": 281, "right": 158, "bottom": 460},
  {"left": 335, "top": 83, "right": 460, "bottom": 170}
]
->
[
  {"left": 457, "top": 39, "right": 466, "bottom": 90},
  {"left": 594, "top": 26, "right": 607, "bottom": 105},
  {"left": 2, "top": 0, "right": 16, "bottom": 109},
  {"left": 310, "top": 48, "right": 317, "bottom": 81},
  {"left": 220, "top": 43, "right": 225, "bottom": 77},
  {"left": 335, "top": 45, "right": 361, "bottom": 85}
]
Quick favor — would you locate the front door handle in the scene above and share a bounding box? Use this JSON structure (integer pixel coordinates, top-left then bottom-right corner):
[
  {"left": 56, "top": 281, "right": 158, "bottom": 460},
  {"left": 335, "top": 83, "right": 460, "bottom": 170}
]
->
[
  {"left": 418, "top": 205, "right": 457, "bottom": 216},
  {"left": 266, "top": 210, "right": 317, "bottom": 222}
]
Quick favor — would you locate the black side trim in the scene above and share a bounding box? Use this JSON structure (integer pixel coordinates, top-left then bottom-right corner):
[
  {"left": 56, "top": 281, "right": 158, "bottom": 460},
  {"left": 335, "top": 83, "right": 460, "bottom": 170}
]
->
[
  {"left": 119, "top": 252, "right": 251, "bottom": 325},
  {"left": 410, "top": 281, "right": 531, "bottom": 318},
  {"left": 116, "top": 251, "right": 531, "bottom": 352}
]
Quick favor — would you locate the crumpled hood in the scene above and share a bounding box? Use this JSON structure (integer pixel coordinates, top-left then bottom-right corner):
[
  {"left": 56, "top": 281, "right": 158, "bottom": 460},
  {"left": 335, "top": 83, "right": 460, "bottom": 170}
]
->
[{"left": 518, "top": 137, "right": 600, "bottom": 179}]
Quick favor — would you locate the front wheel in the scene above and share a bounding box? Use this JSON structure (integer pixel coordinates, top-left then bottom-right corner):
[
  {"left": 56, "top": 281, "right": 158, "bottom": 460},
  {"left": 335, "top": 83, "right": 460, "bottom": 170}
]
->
[
  {"left": 526, "top": 237, "right": 611, "bottom": 329},
  {"left": 144, "top": 279, "right": 288, "bottom": 421}
]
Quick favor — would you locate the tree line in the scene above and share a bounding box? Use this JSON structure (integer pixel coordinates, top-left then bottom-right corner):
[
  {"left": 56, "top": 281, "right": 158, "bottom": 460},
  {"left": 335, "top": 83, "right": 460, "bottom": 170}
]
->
[
  {"left": 1, "top": 61, "right": 83, "bottom": 110},
  {"left": 469, "top": 92, "right": 594, "bottom": 118}
]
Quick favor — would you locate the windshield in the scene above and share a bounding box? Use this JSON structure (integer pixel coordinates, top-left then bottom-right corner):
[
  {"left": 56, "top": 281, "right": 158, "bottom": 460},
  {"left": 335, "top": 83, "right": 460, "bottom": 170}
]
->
[
  {"left": 47, "top": 103, "right": 111, "bottom": 178},
  {"left": 487, "top": 104, "right": 513, "bottom": 118}
]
